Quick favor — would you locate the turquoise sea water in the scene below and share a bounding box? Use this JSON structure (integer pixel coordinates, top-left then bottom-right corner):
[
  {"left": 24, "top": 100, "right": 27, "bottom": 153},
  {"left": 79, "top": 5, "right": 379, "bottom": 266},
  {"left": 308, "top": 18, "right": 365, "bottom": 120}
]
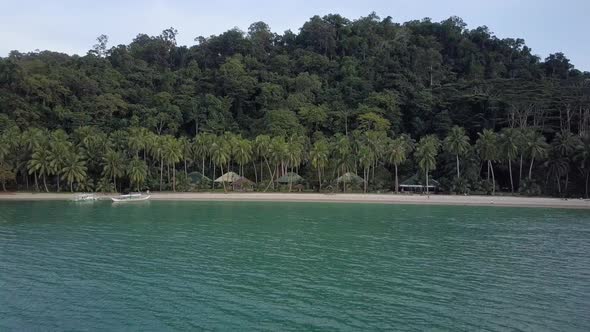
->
[{"left": 1, "top": 201, "right": 589, "bottom": 331}]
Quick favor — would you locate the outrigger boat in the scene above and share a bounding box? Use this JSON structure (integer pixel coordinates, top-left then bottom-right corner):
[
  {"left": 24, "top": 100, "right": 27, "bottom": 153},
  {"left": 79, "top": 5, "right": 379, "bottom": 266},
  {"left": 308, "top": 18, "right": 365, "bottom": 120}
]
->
[
  {"left": 111, "top": 192, "right": 151, "bottom": 202},
  {"left": 73, "top": 193, "right": 99, "bottom": 201}
]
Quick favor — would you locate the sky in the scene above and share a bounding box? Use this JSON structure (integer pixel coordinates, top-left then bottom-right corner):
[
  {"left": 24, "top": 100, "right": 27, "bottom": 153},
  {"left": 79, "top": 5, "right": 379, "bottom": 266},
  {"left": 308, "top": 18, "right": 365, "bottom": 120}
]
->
[{"left": 1, "top": 0, "right": 589, "bottom": 70}]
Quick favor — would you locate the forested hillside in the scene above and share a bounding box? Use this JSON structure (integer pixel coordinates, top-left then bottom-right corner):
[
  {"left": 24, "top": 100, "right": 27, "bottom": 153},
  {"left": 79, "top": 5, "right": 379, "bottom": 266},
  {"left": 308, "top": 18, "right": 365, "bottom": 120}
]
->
[{"left": 1, "top": 14, "right": 589, "bottom": 196}]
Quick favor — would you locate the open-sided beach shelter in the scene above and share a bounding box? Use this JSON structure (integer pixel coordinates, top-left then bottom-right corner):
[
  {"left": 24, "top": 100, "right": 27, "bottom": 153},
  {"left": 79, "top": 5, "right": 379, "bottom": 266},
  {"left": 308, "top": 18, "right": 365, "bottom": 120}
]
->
[
  {"left": 231, "top": 177, "right": 254, "bottom": 191},
  {"left": 399, "top": 173, "right": 439, "bottom": 192},
  {"left": 276, "top": 172, "right": 304, "bottom": 184},
  {"left": 214, "top": 171, "right": 242, "bottom": 183},
  {"left": 336, "top": 172, "right": 365, "bottom": 184}
]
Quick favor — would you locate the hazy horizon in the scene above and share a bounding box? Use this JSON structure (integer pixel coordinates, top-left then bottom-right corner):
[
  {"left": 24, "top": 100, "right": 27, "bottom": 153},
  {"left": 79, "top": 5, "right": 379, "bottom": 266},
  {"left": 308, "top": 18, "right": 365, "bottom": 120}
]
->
[{"left": 1, "top": 0, "right": 588, "bottom": 70}]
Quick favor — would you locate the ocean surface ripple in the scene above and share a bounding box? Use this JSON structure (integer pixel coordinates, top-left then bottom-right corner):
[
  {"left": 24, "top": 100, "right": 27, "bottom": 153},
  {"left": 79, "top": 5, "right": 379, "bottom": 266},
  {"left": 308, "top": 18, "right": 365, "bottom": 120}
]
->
[{"left": 1, "top": 201, "right": 589, "bottom": 331}]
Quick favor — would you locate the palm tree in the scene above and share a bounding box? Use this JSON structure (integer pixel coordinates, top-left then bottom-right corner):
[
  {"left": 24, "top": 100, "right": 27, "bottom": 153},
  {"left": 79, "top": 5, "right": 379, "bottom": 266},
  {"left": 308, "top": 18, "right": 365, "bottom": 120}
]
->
[
  {"left": 524, "top": 130, "right": 549, "bottom": 180},
  {"left": 358, "top": 145, "right": 375, "bottom": 193},
  {"left": 48, "top": 136, "right": 71, "bottom": 192},
  {"left": 102, "top": 149, "right": 126, "bottom": 191},
  {"left": 149, "top": 135, "right": 166, "bottom": 191},
  {"left": 234, "top": 138, "right": 253, "bottom": 177},
  {"left": 269, "top": 136, "right": 288, "bottom": 186},
  {"left": 28, "top": 148, "right": 52, "bottom": 192},
  {"left": 61, "top": 151, "right": 87, "bottom": 192},
  {"left": 127, "top": 157, "right": 148, "bottom": 191},
  {"left": 388, "top": 137, "right": 408, "bottom": 193},
  {"left": 500, "top": 128, "right": 519, "bottom": 193},
  {"left": 210, "top": 137, "right": 231, "bottom": 192},
  {"left": 194, "top": 133, "right": 211, "bottom": 178},
  {"left": 551, "top": 131, "right": 580, "bottom": 195},
  {"left": 163, "top": 136, "right": 183, "bottom": 191},
  {"left": 127, "top": 127, "right": 147, "bottom": 159},
  {"left": 476, "top": 129, "right": 498, "bottom": 195},
  {"left": 254, "top": 135, "right": 272, "bottom": 188},
  {"left": 0, "top": 136, "right": 11, "bottom": 191},
  {"left": 333, "top": 134, "right": 352, "bottom": 191},
  {"left": 415, "top": 135, "right": 440, "bottom": 194},
  {"left": 575, "top": 135, "right": 590, "bottom": 198},
  {"left": 178, "top": 137, "right": 192, "bottom": 179},
  {"left": 310, "top": 139, "right": 329, "bottom": 192},
  {"left": 444, "top": 126, "right": 470, "bottom": 179},
  {"left": 545, "top": 157, "right": 569, "bottom": 195},
  {"left": 286, "top": 135, "right": 304, "bottom": 192},
  {"left": 22, "top": 128, "right": 47, "bottom": 191}
]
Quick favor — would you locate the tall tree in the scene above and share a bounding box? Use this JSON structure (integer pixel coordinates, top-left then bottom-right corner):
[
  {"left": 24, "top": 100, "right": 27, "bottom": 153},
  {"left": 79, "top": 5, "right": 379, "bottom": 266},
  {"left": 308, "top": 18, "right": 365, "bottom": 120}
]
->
[
  {"left": 415, "top": 135, "right": 440, "bottom": 194},
  {"left": 388, "top": 137, "right": 408, "bottom": 193},
  {"left": 500, "top": 128, "right": 519, "bottom": 193},
  {"left": 310, "top": 139, "right": 329, "bottom": 192},
  {"left": 444, "top": 126, "right": 470, "bottom": 179},
  {"left": 476, "top": 129, "right": 498, "bottom": 195}
]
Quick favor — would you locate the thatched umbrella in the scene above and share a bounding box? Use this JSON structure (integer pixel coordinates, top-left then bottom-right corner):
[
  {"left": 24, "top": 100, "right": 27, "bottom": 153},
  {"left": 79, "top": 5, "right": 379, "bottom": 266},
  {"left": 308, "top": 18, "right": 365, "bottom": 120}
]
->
[
  {"left": 214, "top": 171, "right": 241, "bottom": 183},
  {"left": 336, "top": 172, "right": 365, "bottom": 192},
  {"left": 400, "top": 173, "right": 440, "bottom": 192},
  {"left": 232, "top": 177, "right": 254, "bottom": 191},
  {"left": 276, "top": 172, "right": 304, "bottom": 184},
  {"left": 336, "top": 172, "right": 364, "bottom": 183}
]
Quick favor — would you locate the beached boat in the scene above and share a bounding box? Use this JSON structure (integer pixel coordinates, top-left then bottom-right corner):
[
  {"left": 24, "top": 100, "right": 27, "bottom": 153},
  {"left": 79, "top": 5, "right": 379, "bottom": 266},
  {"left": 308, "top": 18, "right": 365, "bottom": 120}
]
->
[
  {"left": 73, "top": 193, "right": 98, "bottom": 201},
  {"left": 111, "top": 193, "right": 151, "bottom": 202}
]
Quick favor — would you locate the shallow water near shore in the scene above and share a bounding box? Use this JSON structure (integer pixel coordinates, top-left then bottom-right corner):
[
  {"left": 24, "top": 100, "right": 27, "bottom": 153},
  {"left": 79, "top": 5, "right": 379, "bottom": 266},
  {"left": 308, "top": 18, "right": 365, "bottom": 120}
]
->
[{"left": 1, "top": 201, "right": 589, "bottom": 330}]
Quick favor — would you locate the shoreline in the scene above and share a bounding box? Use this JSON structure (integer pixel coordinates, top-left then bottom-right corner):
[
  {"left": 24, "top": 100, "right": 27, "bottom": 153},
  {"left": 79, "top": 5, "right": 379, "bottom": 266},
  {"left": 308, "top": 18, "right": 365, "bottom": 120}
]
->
[{"left": 0, "top": 192, "right": 589, "bottom": 209}]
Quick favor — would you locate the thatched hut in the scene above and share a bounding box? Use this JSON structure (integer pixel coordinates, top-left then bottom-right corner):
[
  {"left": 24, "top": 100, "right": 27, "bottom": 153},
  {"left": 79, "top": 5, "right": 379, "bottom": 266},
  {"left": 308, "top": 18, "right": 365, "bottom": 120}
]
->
[
  {"left": 276, "top": 172, "right": 304, "bottom": 184},
  {"left": 214, "top": 171, "right": 242, "bottom": 184},
  {"left": 336, "top": 172, "right": 365, "bottom": 184},
  {"left": 400, "top": 173, "right": 439, "bottom": 192},
  {"left": 336, "top": 172, "right": 365, "bottom": 191},
  {"left": 231, "top": 177, "right": 254, "bottom": 191}
]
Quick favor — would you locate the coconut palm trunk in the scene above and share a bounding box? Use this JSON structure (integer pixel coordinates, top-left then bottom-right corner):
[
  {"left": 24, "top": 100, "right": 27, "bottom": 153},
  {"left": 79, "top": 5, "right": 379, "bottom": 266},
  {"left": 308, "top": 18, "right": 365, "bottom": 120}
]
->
[
  {"left": 585, "top": 172, "right": 589, "bottom": 198},
  {"left": 519, "top": 154, "right": 524, "bottom": 183},
  {"left": 528, "top": 157, "right": 535, "bottom": 179},
  {"left": 395, "top": 165, "right": 399, "bottom": 193},
  {"left": 42, "top": 174, "right": 48, "bottom": 192},
  {"left": 489, "top": 160, "right": 495, "bottom": 195},
  {"left": 456, "top": 154, "right": 460, "bottom": 179},
  {"left": 508, "top": 159, "right": 514, "bottom": 193},
  {"left": 173, "top": 165, "right": 176, "bottom": 192},
  {"left": 252, "top": 161, "right": 258, "bottom": 184},
  {"left": 160, "top": 158, "right": 164, "bottom": 191},
  {"left": 220, "top": 164, "right": 227, "bottom": 193}
]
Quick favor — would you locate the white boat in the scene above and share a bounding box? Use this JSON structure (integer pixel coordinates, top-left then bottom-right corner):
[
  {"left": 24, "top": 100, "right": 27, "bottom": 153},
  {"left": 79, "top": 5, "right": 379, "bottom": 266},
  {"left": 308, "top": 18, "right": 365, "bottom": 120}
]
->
[
  {"left": 73, "top": 193, "right": 98, "bottom": 201},
  {"left": 111, "top": 193, "right": 151, "bottom": 202}
]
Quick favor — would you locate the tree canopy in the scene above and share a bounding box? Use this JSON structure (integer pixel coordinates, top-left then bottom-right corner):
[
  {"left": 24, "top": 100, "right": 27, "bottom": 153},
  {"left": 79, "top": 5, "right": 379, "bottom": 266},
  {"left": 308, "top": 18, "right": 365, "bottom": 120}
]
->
[{"left": 1, "top": 13, "right": 589, "bottom": 196}]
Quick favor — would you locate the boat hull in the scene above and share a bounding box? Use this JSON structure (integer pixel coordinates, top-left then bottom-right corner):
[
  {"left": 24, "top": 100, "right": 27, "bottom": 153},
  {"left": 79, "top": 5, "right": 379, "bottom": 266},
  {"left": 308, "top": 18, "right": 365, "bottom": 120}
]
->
[{"left": 111, "top": 195, "right": 151, "bottom": 202}]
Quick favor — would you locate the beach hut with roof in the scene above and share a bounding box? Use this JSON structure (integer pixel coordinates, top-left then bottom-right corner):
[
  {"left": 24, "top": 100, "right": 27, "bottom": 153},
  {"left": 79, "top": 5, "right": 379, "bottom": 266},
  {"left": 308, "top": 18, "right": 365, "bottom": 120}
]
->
[
  {"left": 214, "top": 171, "right": 242, "bottom": 184},
  {"left": 399, "top": 173, "right": 439, "bottom": 192},
  {"left": 231, "top": 177, "right": 254, "bottom": 191},
  {"left": 276, "top": 172, "right": 305, "bottom": 184},
  {"left": 336, "top": 172, "right": 365, "bottom": 191},
  {"left": 336, "top": 172, "right": 365, "bottom": 184}
]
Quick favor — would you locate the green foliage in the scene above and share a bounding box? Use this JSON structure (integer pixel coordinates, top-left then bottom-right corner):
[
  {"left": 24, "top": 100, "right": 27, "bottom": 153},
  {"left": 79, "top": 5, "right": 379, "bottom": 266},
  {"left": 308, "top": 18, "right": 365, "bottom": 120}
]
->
[{"left": 0, "top": 15, "right": 588, "bottom": 197}]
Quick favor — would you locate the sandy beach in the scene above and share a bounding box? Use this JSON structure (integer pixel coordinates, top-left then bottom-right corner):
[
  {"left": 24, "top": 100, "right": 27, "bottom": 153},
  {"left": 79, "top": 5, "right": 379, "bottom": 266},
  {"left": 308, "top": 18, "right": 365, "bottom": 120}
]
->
[{"left": 1, "top": 192, "right": 589, "bottom": 209}]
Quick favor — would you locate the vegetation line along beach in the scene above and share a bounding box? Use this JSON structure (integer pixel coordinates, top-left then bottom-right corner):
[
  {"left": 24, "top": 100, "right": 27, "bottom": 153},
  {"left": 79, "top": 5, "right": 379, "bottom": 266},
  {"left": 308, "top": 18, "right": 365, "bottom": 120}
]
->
[{"left": 1, "top": 14, "right": 589, "bottom": 201}]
